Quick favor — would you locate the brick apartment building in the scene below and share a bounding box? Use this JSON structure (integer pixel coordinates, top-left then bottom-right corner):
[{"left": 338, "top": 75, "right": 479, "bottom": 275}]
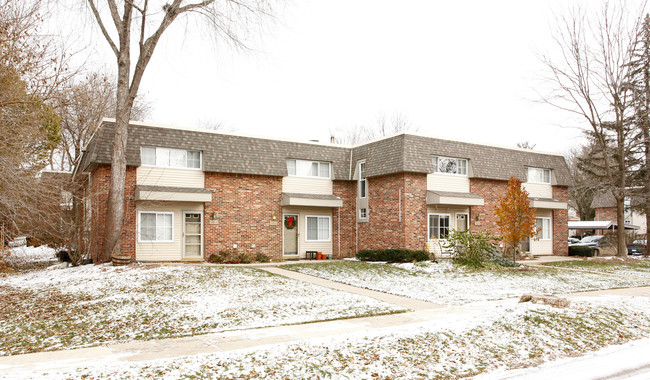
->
[{"left": 74, "top": 119, "right": 571, "bottom": 262}]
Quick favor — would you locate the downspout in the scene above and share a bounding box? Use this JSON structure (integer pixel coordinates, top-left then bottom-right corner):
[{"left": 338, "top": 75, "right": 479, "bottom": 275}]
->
[{"left": 338, "top": 206, "right": 341, "bottom": 258}]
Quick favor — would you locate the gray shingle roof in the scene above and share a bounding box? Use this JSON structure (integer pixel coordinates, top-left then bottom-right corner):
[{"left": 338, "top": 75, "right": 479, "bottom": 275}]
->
[{"left": 78, "top": 121, "right": 571, "bottom": 186}]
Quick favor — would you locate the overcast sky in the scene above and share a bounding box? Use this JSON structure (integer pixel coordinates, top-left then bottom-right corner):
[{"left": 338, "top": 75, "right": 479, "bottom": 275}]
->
[{"left": 54, "top": 0, "right": 635, "bottom": 154}]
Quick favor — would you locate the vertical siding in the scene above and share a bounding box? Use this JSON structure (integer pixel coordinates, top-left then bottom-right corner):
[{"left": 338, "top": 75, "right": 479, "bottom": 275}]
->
[
  {"left": 523, "top": 182, "right": 553, "bottom": 198},
  {"left": 530, "top": 209, "right": 553, "bottom": 255},
  {"left": 427, "top": 173, "right": 470, "bottom": 193},
  {"left": 136, "top": 166, "right": 205, "bottom": 188},
  {"left": 282, "top": 206, "right": 333, "bottom": 258},
  {"left": 282, "top": 177, "right": 333, "bottom": 195},
  {"left": 135, "top": 202, "right": 203, "bottom": 261}
]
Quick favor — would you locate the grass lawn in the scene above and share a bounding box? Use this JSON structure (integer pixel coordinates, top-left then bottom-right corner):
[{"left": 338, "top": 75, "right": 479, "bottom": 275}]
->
[
  {"left": 0, "top": 248, "right": 405, "bottom": 356},
  {"left": 281, "top": 261, "right": 650, "bottom": 305},
  {"left": 28, "top": 297, "right": 650, "bottom": 379},
  {"left": 541, "top": 258, "right": 650, "bottom": 279}
]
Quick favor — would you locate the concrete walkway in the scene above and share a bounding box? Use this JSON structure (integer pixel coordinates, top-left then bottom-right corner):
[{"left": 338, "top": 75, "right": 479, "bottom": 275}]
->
[{"left": 260, "top": 266, "right": 442, "bottom": 311}]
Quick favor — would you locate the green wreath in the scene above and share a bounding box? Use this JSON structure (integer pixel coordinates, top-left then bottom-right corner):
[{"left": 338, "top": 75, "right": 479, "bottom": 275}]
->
[{"left": 284, "top": 216, "right": 296, "bottom": 229}]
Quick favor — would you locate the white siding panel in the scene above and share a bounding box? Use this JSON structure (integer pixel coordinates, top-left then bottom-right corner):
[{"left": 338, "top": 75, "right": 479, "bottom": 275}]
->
[
  {"left": 427, "top": 173, "right": 470, "bottom": 193},
  {"left": 282, "top": 177, "right": 333, "bottom": 195},
  {"left": 137, "top": 166, "right": 204, "bottom": 188},
  {"left": 136, "top": 202, "right": 203, "bottom": 261},
  {"left": 282, "top": 206, "right": 333, "bottom": 258},
  {"left": 523, "top": 182, "right": 553, "bottom": 198}
]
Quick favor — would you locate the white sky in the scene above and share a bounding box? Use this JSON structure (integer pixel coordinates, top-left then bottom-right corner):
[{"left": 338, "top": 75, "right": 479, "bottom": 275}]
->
[{"left": 52, "top": 0, "right": 619, "bottom": 154}]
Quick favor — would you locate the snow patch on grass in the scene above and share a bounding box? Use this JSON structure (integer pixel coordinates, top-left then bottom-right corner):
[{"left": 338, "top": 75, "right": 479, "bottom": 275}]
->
[
  {"left": 2, "top": 246, "right": 56, "bottom": 271},
  {"left": 284, "top": 261, "right": 650, "bottom": 305}
]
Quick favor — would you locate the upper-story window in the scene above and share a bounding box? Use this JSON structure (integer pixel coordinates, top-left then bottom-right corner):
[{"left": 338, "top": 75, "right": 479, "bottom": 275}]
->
[
  {"left": 141, "top": 147, "right": 201, "bottom": 169},
  {"left": 433, "top": 156, "right": 467, "bottom": 175},
  {"left": 358, "top": 161, "right": 367, "bottom": 198},
  {"left": 527, "top": 167, "right": 551, "bottom": 184},
  {"left": 286, "top": 159, "right": 330, "bottom": 179}
]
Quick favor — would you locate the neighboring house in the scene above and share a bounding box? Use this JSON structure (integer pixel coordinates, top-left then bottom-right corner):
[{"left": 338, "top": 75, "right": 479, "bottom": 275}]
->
[
  {"left": 591, "top": 192, "right": 647, "bottom": 235},
  {"left": 73, "top": 119, "right": 571, "bottom": 262}
]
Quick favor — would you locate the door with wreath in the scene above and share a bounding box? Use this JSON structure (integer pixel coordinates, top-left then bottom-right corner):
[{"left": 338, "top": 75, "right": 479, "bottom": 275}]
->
[{"left": 283, "top": 214, "right": 298, "bottom": 256}]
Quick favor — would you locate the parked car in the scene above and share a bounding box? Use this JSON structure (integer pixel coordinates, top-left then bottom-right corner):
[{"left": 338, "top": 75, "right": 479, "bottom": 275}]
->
[
  {"left": 627, "top": 240, "right": 647, "bottom": 255},
  {"left": 568, "top": 237, "right": 581, "bottom": 245},
  {"left": 571, "top": 235, "right": 604, "bottom": 255}
]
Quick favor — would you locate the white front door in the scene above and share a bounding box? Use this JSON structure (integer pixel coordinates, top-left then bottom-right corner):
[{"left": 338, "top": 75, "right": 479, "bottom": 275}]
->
[
  {"left": 183, "top": 212, "right": 202, "bottom": 259},
  {"left": 283, "top": 214, "right": 299, "bottom": 256}
]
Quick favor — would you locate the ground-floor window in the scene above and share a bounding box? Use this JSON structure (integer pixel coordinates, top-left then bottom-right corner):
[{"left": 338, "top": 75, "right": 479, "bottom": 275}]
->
[
  {"left": 428, "top": 214, "right": 450, "bottom": 239},
  {"left": 139, "top": 212, "right": 173, "bottom": 242},
  {"left": 306, "top": 216, "right": 331, "bottom": 241},
  {"left": 536, "top": 217, "right": 551, "bottom": 240}
]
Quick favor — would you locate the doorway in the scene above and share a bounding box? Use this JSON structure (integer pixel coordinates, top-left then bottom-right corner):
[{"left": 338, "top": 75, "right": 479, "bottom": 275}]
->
[{"left": 283, "top": 214, "right": 299, "bottom": 256}]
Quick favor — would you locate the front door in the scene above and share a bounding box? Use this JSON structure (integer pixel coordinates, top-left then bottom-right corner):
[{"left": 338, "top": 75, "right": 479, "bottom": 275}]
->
[
  {"left": 283, "top": 214, "right": 298, "bottom": 256},
  {"left": 457, "top": 214, "right": 468, "bottom": 232},
  {"left": 183, "top": 212, "right": 202, "bottom": 259}
]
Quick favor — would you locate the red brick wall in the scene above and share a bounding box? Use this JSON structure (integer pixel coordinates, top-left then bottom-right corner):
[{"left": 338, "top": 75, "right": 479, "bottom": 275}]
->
[
  {"left": 204, "top": 172, "right": 283, "bottom": 260},
  {"left": 403, "top": 173, "right": 428, "bottom": 250},
  {"left": 356, "top": 173, "right": 427, "bottom": 251},
  {"left": 552, "top": 186, "right": 569, "bottom": 256},
  {"left": 87, "top": 165, "right": 137, "bottom": 262},
  {"left": 333, "top": 180, "right": 356, "bottom": 258},
  {"left": 470, "top": 178, "right": 509, "bottom": 235},
  {"left": 595, "top": 207, "right": 617, "bottom": 222}
]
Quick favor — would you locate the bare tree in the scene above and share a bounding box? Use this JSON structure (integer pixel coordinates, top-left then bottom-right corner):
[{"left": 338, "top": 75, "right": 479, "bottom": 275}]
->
[
  {"left": 51, "top": 72, "right": 150, "bottom": 171},
  {"left": 82, "top": 0, "right": 277, "bottom": 263},
  {"left": 517, "top": 141, "right": 536, "bottom": 150},
  {"left": 565, "top": 146, "right": 597, "bottom": 221},
  {"left": 540, "top": 2, "right": 644, "bottom": 257},
  {"left": 331, "top": 112, "right": 419, "bottom": 145}
]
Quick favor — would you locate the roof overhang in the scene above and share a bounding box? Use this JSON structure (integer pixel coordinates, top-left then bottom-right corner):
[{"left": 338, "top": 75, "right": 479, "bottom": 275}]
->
[
  {"left": 426, "top": 191, "right": 484, "bottom": 206},
  {"left": 281, "top": 193, "right": 343, "bottom": 207},
  {"left": 568, "top": 221, "right": 612, "bottom": 230},
  {"left": 530, "top": 198, "right": 567, "bottom": 209},
  {"left": 135, "top": 186, "right": 212, "bottom": 202}
]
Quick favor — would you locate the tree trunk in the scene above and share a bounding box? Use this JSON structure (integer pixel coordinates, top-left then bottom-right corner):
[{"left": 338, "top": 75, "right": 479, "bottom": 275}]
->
[
  {"left": 616, "top": 197, "right": 628, "bottom": 257},
  {"left": 99, "top": 40, "right": 133, "bottom": 264}
]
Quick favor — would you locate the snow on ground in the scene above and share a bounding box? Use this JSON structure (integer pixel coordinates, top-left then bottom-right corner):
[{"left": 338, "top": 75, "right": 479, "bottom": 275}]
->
[
  {"left": 284, "top": 261, "right": 650, "bottom": 305},
  {"left": 12, "top": 296, "right": 650, "bottom": 379},
  {"left": 0, "top": 255, "right": 404, "bottom": 355},
  {"left": 543, "top": 258, "right": 650, "bottom": 279},
  {"left": 2, "top": 245, "right": 56, "bottom": 271}
]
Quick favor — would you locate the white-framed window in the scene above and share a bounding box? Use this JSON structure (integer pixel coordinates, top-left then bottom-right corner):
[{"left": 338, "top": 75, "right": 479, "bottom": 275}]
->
[
  {"left": 140, "top": 147, "right": 202, "bottom": 169},
  {"left": 139, "top": 212, "right": 174, "bottom": 242},
  {"left": 306, "top": 216, "right": 331, "bottom": 241},
  {"left": 428, "top": 214, "right": 451, "bottom": 239},
  {"left": 527, "top": 167, "right": 551, "bottom": 184},
  {"left": 358, "top": 161, "right": 367, "bottom": 198},
  {"left": 359, "top": 208, "right": 367, "bottom": 219},
  {"left": 433, "top": 156, "right": 468, "bottom": 175},
  {"left": 286, "top": 159, "right": 331, "bottom": 179},
  {"left": 536, "top": 217, "right": 551, "bottom": 240}
]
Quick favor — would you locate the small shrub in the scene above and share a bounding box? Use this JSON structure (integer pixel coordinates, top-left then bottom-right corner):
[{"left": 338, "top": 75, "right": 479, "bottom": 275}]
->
[
  {"left": 208, "top": 249, "right": 270, "bottom": 264},
  {"left": 444, "top": 229, "right": 514, "bottom": 269},
  {"left": 568, "top": 245, "right": 595, "bottom": 257},
  {"left": 356, "top": 248, "right": 430, "bottom": 262}
]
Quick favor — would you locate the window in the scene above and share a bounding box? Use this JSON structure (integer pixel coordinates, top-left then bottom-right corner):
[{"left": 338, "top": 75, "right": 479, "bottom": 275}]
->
[
  {"left": 433, "top": 156, "right": 467, "bottom": 175},
  {"left": 536, "top": 217, "right": 551, "bottom": 240},
  {"left": 359, "top": 208, "right": 367, "bottom": 219},
  {"left": 358, "top": 161, "right": 367, "bottom": 198},
  {"left": 286, "top": 159, "right": 330, "bottom": 178},
  {"left": 306, "top": 216, "right": 331, "bottom": 241},
  {"left": 140, "top": 147, "right": 201, "bottom": 169},
  {"left": 139, "top": 212, "right": 173, "bottom": 242},
  {"left": 428, "top": 214, "right": 450, "bottom": 239},
  {"left": 527, "top": 167, "right": 551, "bottom": 184}
]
